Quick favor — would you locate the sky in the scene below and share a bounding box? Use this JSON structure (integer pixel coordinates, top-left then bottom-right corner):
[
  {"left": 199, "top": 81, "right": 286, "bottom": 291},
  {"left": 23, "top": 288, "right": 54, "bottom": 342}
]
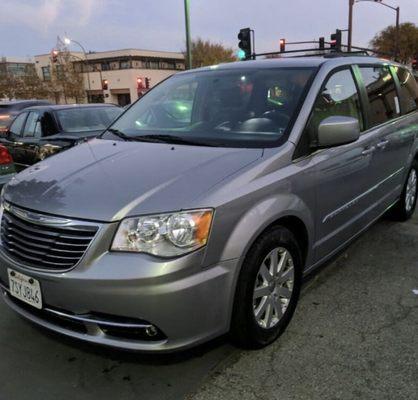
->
[{"left": 1, "top": 0, "right": 417, "bottom": 58}]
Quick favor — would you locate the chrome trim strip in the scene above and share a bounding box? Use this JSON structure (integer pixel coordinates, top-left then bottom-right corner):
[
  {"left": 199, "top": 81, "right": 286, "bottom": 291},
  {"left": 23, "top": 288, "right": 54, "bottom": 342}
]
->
[
  {"left": 45, "top": 308, "right": 152, "bottom": 329},
  {"left": 322, "top": 167, "right": 404, "bottom": 223},
  {"left": 304, "top": 198, "right": 400, "bottom": 277},
  {"left": 3, "top": 202, "right": 99, "bottom": 230}
]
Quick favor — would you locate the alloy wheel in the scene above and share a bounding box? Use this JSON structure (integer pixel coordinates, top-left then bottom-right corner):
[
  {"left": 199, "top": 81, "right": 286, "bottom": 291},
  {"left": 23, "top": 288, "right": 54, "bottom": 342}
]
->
[{"left": 253, "top": 247, "right": 295, "bottom": 329}]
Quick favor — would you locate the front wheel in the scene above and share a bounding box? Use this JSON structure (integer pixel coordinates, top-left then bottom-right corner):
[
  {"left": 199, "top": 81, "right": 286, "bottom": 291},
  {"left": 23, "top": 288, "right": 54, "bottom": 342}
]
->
[
  {"left": 389, "top": 161, "right": 418, "bottom": 221},
  {"left": 230, "top": 226, "right": 302, "bottom": 349}
]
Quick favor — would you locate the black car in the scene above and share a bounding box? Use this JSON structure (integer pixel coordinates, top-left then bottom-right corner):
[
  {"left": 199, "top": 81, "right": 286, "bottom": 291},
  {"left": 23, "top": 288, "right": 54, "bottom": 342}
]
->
[
  {"left": 2, "top": 104, "right": 122, "bottom": 171},
  {"left": 0, "top": 100, "right": 51, "bottom": 135}
]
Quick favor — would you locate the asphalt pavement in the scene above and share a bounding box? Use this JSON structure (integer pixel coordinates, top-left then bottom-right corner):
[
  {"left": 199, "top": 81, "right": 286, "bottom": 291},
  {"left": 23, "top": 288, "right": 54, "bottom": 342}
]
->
[{"left": 0, "top": 212, "right": 417, "bottom": 400}]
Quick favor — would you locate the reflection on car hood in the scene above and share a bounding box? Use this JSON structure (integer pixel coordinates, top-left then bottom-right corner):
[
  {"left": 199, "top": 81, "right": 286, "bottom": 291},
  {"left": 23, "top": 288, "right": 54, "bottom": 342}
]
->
[{"left": 4, "top": 138, "right": 262, "bottom": 222}]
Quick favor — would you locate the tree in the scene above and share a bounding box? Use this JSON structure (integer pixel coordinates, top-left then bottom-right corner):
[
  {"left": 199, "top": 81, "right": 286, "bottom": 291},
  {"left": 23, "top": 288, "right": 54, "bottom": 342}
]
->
[
  {"left": 184, "top": 38, "right": 236, "bottom": 68},
  {"left": 370, "top": 22, "right": 418, "bottom": 64},
  {"left": 0, "top": 64, "right": 49, "bottom": 100},
  {"left": 47, "top": 38, "right": 86, "bottom": 104}
]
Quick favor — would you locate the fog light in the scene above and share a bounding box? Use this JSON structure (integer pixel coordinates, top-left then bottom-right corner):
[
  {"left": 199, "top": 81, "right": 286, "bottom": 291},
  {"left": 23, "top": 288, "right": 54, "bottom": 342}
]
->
[{"left": 145, "top": 325, "right": 158, "bottom": 337}]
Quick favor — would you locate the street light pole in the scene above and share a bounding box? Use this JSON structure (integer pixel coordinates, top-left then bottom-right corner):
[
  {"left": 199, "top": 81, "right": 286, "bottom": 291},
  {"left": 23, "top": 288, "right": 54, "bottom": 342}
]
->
[
  {"left": 184, "top": 0, "right": 192, "bottom": 69},
  {"left": 64, "top": 37, "right": 92, "bottom": 101},
  {"left": 353, "top": 1, "right": 400, "bottom": 59}
]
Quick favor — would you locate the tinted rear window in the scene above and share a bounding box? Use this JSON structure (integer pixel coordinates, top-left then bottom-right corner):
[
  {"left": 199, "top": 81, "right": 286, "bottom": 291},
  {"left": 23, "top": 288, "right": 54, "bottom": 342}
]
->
[
  {"left": 394, "top": 67, "right": 418, "bottom": 114},
  {"left": 359, "top": 66, "right": 400, "bottom": 127}
]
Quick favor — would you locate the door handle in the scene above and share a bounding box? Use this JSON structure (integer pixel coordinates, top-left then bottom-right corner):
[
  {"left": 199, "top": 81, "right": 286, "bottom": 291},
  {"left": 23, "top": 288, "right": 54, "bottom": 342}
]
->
[
  {"left": 376, "top": 139, "right": 389, "bottom": 149},
  {"left": 361, "top": 146, "right": 376, "bottom": 156}
]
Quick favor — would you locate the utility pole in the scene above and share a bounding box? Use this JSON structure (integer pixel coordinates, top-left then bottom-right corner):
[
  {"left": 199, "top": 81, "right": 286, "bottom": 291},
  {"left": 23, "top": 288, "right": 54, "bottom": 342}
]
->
[
  {"left": 348, "top": 0, "right": 354, "bottom": 52},
  {"left": 184, "top": 0, "right": 192, "bottom": 69}
]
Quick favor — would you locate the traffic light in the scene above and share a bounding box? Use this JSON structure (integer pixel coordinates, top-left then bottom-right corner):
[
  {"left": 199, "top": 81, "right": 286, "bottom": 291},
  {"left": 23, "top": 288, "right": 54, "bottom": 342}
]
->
[
  {"left": 145, "top": 77, "right": 150, "bottom": 89},
  {"left": 51, "top": 49, "right": 59, "bottom": 63},
  {"left": 319, "top": 37, "right": 325, "bottom": 50},
  {"left": 330, "top": 29, "right": 342, "bottom": 52},
  {"left": 238, "top": 28, "right": 252, "bottom": 60},
  {"left": 279, "top": 39, "right": 286, "bottom": 53},
  {"left": 102, "top": 79, "right": 108, "bottom": 90},
  {"left": 137, "top": 77, "right": 143, "bottom": 89}
]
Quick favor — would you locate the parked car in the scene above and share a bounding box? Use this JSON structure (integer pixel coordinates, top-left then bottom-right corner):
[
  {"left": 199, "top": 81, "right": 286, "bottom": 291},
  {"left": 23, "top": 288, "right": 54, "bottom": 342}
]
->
[
  {"left": 0, "top": 100, "right": 51, "bottom": 135},
  {"left": 1, "top": 104, "right": 122, "bottom": 171},
  {"left": 0, "top": 56, "right": 417, "bottom": 352},
  {"left": 0, "top": 145, "right": 15, "bottom": 188}
]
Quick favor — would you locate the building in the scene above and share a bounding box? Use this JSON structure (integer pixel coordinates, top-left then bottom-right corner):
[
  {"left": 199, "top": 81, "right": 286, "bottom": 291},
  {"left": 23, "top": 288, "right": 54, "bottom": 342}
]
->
[
  {"left": 34, "top": 49, "right": 185, "bottom": 106},
  {"left": 0, "top": 56, "right": 36, "bottom": 78}
]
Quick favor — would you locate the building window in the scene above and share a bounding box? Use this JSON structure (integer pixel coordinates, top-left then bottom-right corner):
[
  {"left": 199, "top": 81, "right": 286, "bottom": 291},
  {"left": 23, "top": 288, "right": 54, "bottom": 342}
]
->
[
  {"left": 56, "top": 65, "right": 64, "bottom": 80},
  {"left": 7, "top": 63, "right": 29, "bottom": 77},
  {"left": 42, "top": 66, "right": 51, "bottom": 81},
  {"left": 101, "top": 62, "right": 110, "bottom": 71},
  {"left": 120, "top": 60, "right": 131, "bottom": 69},
  {"left": 143, "top": 60, "right": 159, "bottom": 69}
]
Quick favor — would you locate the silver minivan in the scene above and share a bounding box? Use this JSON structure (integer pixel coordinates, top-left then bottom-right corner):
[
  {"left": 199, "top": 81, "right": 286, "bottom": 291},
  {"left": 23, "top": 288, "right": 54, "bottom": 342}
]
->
[{"left": 0, "top": 56, "right": 417, "bottom": 352}]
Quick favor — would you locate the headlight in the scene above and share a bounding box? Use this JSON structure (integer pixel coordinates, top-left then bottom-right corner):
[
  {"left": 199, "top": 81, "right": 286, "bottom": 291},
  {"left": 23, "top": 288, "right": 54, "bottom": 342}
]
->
[{"left": 111, "top": 209, "right": 213, "bottom": 257}]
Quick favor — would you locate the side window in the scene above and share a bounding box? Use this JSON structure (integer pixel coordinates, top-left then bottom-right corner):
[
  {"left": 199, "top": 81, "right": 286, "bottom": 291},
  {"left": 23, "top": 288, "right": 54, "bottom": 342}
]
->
[
  {"left": 8, "top": 113, "right": 27, "bottom": 136},
  {"left": 23, "top": 112, "right": 41, "bottom": 137},
  {"left": 394, "top": 67, "right": 418, "bottom": 114},
  {"left": 359, "top": 66, "right": 400, "bottom": 127},
  {"left": 305, "top": 68, "right": 363, "bottom": 148},
  {"left": 40, "top": 112, "right": 57, "bottom": 137}
]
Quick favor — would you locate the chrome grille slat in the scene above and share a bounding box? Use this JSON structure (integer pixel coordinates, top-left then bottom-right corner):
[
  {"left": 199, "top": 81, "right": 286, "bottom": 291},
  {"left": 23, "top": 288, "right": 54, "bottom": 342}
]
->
[{"left": 1, "top": 208, "right": 99, "bottom": 271}]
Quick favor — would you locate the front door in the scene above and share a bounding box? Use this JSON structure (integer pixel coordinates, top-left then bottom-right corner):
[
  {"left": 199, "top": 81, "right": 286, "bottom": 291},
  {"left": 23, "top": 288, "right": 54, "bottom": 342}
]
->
[
  {"left": 5, "top": 112, "right": 28, "bottom": 170},
  {"left": 20, "top": 110, "right": 43, "bottom": 167},
  {"left": 304, "top": 67, "right": 381, "bottom": 262}
]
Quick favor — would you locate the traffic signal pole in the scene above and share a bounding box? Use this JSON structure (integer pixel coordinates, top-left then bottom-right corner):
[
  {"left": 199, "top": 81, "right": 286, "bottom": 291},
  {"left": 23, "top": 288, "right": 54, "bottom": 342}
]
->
[
  {"left": 184, "top": 0, "right": 192, "bottom": 69},
  {"left": 348, "top": 0, "right": 354, "bottom": 52}
]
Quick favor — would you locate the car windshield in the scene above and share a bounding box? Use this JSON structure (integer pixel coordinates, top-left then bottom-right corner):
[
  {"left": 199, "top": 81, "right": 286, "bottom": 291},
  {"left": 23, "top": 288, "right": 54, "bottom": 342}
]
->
[
  {"left": 57, "top": 107, "right": 122, "bottom": 133},
  {"left": 105, "top": 67, "right": 316, "bottom": 148}
]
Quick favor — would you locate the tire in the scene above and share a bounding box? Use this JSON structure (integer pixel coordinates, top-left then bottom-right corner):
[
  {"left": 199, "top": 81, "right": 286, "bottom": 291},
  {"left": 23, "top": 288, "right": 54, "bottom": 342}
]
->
[
  {"left": 389, "top": 161, "right": 418, "bottom": 222},
  {"left": 230, "top": 225, "right": 303, "bottom": 349}
]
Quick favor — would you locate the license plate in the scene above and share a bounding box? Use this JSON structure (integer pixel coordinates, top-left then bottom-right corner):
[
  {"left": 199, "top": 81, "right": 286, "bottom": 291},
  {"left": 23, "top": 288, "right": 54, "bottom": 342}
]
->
[{"left": 8, "top": 269, "right": 42, "bottom": 309}]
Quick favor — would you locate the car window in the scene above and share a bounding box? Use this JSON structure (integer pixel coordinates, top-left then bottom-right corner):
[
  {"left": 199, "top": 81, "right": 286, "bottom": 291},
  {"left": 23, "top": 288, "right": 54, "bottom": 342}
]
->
[
  {"left": 394, "top": 67, "right": 418, "bottom": 114},
  {"left": 56, "top": 107, "right": 122, "bottom": 133},
  {"left": 23, "top": 111, "right": 41, "bottom": 137},
  {"left": 8, "top": 112, "right": 27, "bottom": 136},
  {"left": 304, "top": 68, "right": 363, "bottom": 149},
  {"left": 359, "top": 66, "right": 400, "bottom": 127},
  {"left": 40, "top": 112, "right": 57, "bottom": 137}
]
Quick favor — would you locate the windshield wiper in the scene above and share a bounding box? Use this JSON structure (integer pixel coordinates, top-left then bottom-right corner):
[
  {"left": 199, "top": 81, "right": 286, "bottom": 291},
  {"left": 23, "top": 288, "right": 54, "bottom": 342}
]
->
[
  {"left": 132, "top": 134, "right": 216, "bottom": 147},
  {"left": 105, "top": 128, "right": 135, "bottom": 141}
]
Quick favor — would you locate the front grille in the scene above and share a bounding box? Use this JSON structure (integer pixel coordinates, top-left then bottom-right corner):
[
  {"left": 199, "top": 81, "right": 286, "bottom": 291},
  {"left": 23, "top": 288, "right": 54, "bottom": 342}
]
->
[{"left": 0, "top": 208, "right": 98, "bottom": 270}]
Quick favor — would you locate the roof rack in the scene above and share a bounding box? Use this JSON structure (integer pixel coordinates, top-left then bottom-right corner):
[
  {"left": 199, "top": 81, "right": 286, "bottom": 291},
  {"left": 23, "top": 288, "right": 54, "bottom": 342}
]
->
[{"left": 251, "top": 41, "right": 394, "bottom": 61}]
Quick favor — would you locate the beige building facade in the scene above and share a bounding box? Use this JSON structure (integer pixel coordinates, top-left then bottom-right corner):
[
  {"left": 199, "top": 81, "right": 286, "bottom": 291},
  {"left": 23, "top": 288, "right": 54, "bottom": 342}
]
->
[{"left": 34, "top": 49, "right": 185, "bottom": 105}]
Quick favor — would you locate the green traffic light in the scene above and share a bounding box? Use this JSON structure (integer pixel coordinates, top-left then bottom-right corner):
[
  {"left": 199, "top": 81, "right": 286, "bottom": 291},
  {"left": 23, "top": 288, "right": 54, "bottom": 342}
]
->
[{"left": 237, "top": 49, "right": 246, "bottom": 60}]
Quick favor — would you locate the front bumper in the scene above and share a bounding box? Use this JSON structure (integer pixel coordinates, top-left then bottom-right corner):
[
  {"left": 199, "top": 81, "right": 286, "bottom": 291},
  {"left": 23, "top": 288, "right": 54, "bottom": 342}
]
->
[{"left": 0, "top": 222, "right": 238, "bottom": 352}]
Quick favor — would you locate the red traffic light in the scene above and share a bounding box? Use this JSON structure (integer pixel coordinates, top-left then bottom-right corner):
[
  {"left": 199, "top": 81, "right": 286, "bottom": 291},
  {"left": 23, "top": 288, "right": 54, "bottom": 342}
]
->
[
  {"left": 51, "top": 49, "right": 59, "bottom": 63},
  {"left": 279, "top": 39, "right": 286, "bottom": 53},
  {"left": 102, "top": 79, "right": 109, "bottom": 90},
  {"left": 137, "top": 77, "right": 143, "bottom": 89}
]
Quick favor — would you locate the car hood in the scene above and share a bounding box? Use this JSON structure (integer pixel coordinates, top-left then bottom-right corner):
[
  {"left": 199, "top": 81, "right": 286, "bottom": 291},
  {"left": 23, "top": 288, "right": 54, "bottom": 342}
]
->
[{"left": 4, "top": 138, "right": 262, "bottom": 222}]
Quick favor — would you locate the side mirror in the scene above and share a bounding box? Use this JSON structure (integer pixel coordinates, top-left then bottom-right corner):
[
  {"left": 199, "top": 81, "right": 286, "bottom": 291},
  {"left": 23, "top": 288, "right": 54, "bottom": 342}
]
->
[{"left": 317, "top": 116, "right": 360, "bottom": 148}]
